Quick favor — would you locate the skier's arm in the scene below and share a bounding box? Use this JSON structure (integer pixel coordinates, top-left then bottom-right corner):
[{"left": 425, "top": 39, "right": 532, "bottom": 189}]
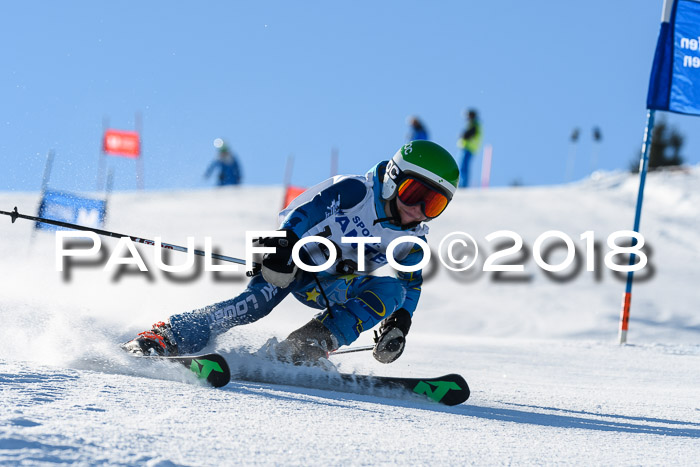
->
[
  {"left": 279, "top": 178, "right": 367, "bottom": 237},
  {"left": 373, "top": 245, "right": 423, "bottom": 364},
  {"left": 261, "top": 179, "right": 366, "bottom": 286},
  {"left": 394, "top": 242, "right": 425, "bottom": 315}
]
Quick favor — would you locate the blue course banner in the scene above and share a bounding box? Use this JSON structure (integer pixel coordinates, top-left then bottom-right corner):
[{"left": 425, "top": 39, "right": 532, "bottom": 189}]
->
[
  {"left": 647, "top": 0, "right": 700, "bottom": 115},
  {"left": 36, "top": 189, "right": 106, "bottom": 231}
]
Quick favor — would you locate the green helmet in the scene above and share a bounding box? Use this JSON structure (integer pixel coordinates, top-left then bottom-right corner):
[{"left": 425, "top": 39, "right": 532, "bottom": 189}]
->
[{"left": 382, "top": 140, "right": 460, "bottom": 205}]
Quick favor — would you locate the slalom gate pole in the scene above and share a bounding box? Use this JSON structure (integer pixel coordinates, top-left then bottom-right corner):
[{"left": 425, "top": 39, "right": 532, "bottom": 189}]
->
[
  {"left": 619, "top": 109, "right": 656, "bottom": 344},
  {"left": 0, "top": 206, "right": 250, "bottom": 267},
  {"left": 480, "top": 144, "right": 492, "bottom": 188}
]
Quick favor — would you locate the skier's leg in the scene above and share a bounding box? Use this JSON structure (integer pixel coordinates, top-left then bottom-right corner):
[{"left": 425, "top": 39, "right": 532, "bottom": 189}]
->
[
  {"left": 270, "top": 275, "right": 404, "bottom": 363},
  {"left": 312, "top": 275, "right": 406, "bottom": 348},
  {"left": 168, "top": 274, "right": 298, "bottom": 354},
  {"left": 124, "top": 274, "right": 303, "bottom": 355},
  {"left": 270, "top": 319, "right": 339, "bottom": 365}
]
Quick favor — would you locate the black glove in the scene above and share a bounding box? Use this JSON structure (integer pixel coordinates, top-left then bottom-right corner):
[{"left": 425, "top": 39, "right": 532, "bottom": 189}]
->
[
  {"left": 261, "top": 230, "right": 300, "bottom": 288},
  {"left": 373, "top": 308, "right": 412, "bottom": 364}
]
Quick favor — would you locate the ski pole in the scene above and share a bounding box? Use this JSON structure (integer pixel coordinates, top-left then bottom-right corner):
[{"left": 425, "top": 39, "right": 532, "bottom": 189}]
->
[
  {"left": 0, "top": 206, "right": 252, "bottom": 267},
  {"left": 331, "top": 345, "right": 374, "bottom": 356}
]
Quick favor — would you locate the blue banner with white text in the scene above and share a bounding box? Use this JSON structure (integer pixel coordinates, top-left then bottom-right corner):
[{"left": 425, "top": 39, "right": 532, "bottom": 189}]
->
[
  {"left": 647, "top": 0, "right": 700, "bottom": 115},
  {"left": 36, "top": 189, "right": 106, "bottom": 231}
]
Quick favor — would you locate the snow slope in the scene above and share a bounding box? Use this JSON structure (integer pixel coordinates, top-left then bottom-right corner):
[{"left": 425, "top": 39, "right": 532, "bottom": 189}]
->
[{"left": 1, "top": 168, "right": 699, "bottom": 465}]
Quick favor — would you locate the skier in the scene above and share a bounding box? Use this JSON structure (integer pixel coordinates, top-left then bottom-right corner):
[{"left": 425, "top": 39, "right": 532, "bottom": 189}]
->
[{"left": 124, "top": 140, "right": 460, "bottom": 366}]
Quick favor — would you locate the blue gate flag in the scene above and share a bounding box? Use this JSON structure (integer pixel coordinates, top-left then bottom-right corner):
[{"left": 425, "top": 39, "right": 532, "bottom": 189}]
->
[
  {"left": 36, "top": 189, "right": 107, "bottom": 231},
  {"left": 647, "top": 0, "right": 700, "bottom": 115}
]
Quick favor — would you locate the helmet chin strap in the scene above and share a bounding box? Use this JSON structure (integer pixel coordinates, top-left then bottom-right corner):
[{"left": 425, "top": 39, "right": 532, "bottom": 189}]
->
[
  {"left": 374, "top": 198, "right": 400, "bottom": 225},
  {"left": 374, "top": 198, "right": 421, "bottom": 230}
]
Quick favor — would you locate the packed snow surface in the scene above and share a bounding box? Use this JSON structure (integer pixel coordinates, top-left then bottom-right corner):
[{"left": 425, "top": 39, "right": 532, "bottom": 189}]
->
[{"left": 1, "top": 168, "right": 699, "bottom": 465}]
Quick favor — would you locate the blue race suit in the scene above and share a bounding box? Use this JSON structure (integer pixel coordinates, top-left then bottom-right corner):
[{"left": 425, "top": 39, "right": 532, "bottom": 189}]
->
[{"left": 168, "top": 161, "right": 427, "bottom": 354}]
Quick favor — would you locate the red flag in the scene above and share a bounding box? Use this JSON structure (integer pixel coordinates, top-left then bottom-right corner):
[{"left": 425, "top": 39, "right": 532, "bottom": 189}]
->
[
  {"left": 103, "top": 129, "right": 140, "bottom": 158},
  {"left": 282, "top": 185, "right": 306, "bottom": 209}
]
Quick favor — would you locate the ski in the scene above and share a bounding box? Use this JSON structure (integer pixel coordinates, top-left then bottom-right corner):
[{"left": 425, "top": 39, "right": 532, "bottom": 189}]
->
[
  {"left": 130, "top": 350, "right": 469, "bottom": 405},
  {"left": 336, "top": 372, "right": 470, "bottom": 406},
  {"left": 142, "top": 353, "right": 231, "bottom": 388},
  {"left": 231, "top": 360, "right": 470, "bottom": 406}
]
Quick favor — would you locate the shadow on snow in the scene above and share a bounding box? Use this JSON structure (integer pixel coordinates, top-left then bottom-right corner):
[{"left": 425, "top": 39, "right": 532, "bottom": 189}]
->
[{"left": 223, "top": 380, "right": 700, "bottom": 439}]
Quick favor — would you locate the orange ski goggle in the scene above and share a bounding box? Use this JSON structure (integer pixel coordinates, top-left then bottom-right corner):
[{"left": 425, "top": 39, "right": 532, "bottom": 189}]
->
[{"left": 397, "top": 177, "right": 449, "bottom": 218}]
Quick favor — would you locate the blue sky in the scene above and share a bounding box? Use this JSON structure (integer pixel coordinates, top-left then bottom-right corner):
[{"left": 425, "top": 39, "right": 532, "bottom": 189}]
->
[{"left": 1, "top": 1, "right": 698, "bottom": 192}]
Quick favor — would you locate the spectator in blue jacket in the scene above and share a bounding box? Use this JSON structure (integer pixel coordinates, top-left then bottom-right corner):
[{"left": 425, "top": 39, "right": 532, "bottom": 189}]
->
[
  {"left": 205, "top": 140, "right": 242, "bottom": 186},
  {"left": 407, "top": 116, "right": 429, "bottom": 141}
]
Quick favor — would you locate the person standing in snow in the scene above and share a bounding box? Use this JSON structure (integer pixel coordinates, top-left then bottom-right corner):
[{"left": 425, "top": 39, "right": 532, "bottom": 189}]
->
[
  {"left": 125, "top": 140, "right": 460, "bottom": 366},
  {"left": 204, "top": 139, "right": 242, "bottom": 186},
  {"left": 407, "top": 116, "right": 429, "bottom": 141},
  {"left": 457, "top": 109, "right": 482, "bottom": 188}
]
